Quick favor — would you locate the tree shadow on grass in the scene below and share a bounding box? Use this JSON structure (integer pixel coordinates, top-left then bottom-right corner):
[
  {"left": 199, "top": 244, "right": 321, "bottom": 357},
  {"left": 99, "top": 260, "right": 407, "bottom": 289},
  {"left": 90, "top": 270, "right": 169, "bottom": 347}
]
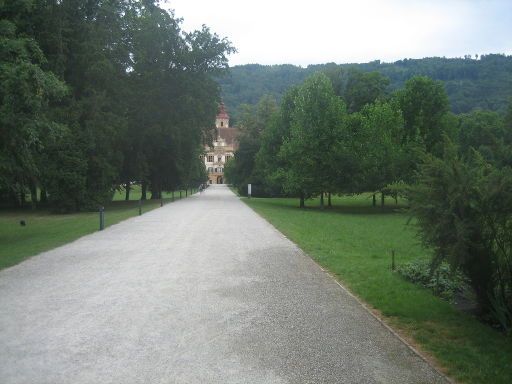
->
[{"left": 249, "top": 197, "right": 409, "bottom": 216}]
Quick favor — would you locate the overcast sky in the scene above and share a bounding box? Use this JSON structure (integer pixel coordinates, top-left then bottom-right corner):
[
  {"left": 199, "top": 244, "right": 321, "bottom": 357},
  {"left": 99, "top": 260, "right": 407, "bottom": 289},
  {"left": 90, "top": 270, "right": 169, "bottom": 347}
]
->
[{"left": 165, "top": 0, "right": 512, "bottom": 67}]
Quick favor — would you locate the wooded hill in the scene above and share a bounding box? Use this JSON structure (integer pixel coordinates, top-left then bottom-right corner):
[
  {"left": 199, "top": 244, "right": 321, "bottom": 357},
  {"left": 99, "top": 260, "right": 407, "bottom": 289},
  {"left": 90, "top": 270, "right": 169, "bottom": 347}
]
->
[{"left": 219, "top": 55, "right": 512, "bottom": 119}]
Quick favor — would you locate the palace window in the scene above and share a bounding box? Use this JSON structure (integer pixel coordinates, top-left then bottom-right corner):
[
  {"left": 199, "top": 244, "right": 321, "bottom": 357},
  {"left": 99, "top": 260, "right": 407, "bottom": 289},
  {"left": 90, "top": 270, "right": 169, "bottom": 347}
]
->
[
  {"left": 225, "top": 155, "right": 231, "bottom": 162},
  {"left": 218, "top": 155, "right": 222, "bottom": 162},
  {"left": 207, "top": 155, "right": 214, "bottom": 162}
]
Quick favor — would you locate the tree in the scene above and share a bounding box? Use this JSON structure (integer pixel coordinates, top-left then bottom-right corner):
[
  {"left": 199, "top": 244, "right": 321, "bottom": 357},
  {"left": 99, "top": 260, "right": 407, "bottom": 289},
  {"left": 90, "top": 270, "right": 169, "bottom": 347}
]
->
[
  {"left": 342, "top": 70, "right": 390, "bottom": 113},
  {"left": 0, "top": 0, "right": 234, "bottom": 210},
  {"left": 396, "top": 76, "right": 453, "bottom": 155},
  {"left": 353, "top": 101, "right": 405, "bottom": 202},
  {"left": 225, "top": 95, "right": 277, "bottom": 194},
  {"left": 254, "top": 87, "right": 300, "bottom": 197},
  {"left": 458, "top": 109, "right": 511, "bottom": 167},
  {"left": 0, "top": 3, "right": 67, "bottom": 206},
  {"left": 127, "top": 5, "right": 234, "bottom": 199},
  {"left": 410, "top": 139, "right": 512, "bottom": 331},
  {"left": 279, "top": 73, "right": 347, "bottom": 207}
]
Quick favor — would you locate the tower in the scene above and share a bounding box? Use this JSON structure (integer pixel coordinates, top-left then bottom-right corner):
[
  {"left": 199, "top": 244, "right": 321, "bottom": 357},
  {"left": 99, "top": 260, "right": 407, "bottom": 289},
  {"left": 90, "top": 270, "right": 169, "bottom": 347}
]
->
[
  {"left": 204, "top": 101, "right": 238, "bottom": 185},
  {"left": 215, "top": 102, "right": 229, "bottom": 128}
]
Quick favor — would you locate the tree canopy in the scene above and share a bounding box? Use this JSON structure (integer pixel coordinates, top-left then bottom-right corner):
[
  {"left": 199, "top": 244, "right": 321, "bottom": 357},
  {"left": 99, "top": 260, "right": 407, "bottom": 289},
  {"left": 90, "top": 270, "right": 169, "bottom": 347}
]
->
[{"left": 0, "top": 0, "right": 234, "bottom": 210}]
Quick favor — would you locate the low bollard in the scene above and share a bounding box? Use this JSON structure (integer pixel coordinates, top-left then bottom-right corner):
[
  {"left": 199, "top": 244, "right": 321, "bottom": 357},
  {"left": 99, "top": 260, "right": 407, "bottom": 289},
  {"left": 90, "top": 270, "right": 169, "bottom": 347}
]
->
[{"left": 99, "top": 206, "right": 105, "bottom": 230}]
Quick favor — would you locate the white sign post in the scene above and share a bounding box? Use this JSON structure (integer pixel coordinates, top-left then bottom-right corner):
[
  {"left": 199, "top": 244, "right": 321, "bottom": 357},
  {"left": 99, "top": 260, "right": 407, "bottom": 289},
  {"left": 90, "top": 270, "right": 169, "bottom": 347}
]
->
[{"left": 248, "top": 183, "right": 252, "bottom": 198}]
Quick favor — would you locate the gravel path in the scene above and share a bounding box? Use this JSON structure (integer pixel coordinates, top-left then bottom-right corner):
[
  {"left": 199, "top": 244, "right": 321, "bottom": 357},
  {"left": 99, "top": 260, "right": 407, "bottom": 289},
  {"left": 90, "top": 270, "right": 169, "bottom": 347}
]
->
[{"left": 0, "top": 185, "right": 448, "bottom": 383}]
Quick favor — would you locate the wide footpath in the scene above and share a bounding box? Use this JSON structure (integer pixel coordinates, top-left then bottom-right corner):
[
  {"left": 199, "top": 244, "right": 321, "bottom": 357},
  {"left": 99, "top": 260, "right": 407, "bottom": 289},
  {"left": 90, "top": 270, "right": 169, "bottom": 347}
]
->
[{"left": 0, "top": 185, "right": 448, "bottom": 383}]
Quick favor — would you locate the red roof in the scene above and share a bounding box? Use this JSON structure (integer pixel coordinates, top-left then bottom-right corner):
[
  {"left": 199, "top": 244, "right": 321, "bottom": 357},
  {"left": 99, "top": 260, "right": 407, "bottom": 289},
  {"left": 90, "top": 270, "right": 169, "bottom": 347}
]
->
[
  {"left": 218, "top": 127, "right": 239, "bottom": 149},
  {"left": 217, "top": 102, "right": 229, "bottom": 119}
]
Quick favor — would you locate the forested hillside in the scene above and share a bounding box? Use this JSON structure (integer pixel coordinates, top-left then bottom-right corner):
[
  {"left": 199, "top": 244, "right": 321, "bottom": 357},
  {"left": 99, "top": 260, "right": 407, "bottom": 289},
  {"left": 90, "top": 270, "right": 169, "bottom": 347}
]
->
[{"left": 219, "top": 55, "right": 512, "bottom": 118}]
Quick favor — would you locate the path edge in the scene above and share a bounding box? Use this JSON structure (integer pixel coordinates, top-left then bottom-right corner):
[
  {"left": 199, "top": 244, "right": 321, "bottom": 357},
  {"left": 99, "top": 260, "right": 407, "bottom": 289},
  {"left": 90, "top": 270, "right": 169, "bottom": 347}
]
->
[{"left": 237, "top": 195, "right": 456, "bottom": 384}]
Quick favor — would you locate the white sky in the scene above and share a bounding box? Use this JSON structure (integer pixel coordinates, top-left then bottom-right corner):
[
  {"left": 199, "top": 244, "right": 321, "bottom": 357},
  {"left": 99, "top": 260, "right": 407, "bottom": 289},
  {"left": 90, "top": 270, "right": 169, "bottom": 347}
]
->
[{"left": 164, "top": 0, "right": 512, "bottom": 66}]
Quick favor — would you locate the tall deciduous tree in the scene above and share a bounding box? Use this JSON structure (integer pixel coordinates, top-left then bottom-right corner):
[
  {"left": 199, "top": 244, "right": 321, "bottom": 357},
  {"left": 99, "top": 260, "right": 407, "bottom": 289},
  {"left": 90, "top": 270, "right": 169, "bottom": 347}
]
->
[
  {"left": 354, "top": 101, "right": 404, "bottom": 199},
  {"left": 396, "top": 76, "right": 453, "bottom": 155},
  {"left": 279, "top": 73, "right": 347, "bottom": 207},
  {"left": 0, "top": 2, "right": 67, "bottom": 205}
]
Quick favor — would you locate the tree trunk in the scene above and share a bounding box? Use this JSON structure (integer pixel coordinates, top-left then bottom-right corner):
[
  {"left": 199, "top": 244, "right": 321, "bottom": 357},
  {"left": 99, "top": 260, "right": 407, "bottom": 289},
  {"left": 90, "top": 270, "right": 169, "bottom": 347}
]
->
[
  {"left": 185, "top": 188, "right": 188, "bottom": 197},
  {"left": 40, "top": 188, "right": 47, "bottom": 204},
  {"left": 372, "top": 194, "right": 376, "bottom": 207},
  {"left": 381, "top": 192, "right": 385, "bottom": 207},
  {"left": 125, "top": 183, "right": 130, "bottom": 201},
  {"left": 30, "top": 183, "right": 38, "bottom": 210},
  {"left": 299, "top": 192, "right": 305, "bottom": 208},
  {"left": 141, "top": 182, "right": 147, "bottom": 200},
  {"left": 320, "top": 192, "right": 324, "bottom": 209},
  {"left": 150, "top": 188, "right": 161, "bottom": 199},
  {"left": 395, "top": 193, "right": 398, "bottom": 205},
  {"left": 328, "top": 192, "right": 332, "bottom": 207},
  {"left": 19, "top": 190, "right": 26, "bottom": 207}
]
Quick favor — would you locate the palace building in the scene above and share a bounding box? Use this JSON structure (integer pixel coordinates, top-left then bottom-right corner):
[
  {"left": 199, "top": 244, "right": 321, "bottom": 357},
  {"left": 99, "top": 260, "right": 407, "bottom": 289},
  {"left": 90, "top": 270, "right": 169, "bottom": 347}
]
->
[{"left": 204, "top": 103, "right": 239, "bottom": 184}]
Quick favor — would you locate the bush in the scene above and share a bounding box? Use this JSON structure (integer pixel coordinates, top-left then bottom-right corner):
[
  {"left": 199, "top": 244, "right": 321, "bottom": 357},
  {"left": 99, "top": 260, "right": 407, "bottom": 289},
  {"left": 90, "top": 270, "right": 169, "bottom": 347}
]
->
[
  {"left": 397, "top": 260, "right": 468, "bottom": 301},
  {"left": 409, "top": 139, "right": 512, "bottom": 332}
]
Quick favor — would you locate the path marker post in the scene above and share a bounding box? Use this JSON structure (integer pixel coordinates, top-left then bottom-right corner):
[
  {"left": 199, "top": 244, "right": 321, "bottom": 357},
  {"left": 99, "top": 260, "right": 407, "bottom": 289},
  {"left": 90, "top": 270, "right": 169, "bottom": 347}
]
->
[
  {"left": 248, "top": 184, "right": 252, "bottom": 198},
  {"left": 99, "top": 206, "right": 105, "bottom": 231}
]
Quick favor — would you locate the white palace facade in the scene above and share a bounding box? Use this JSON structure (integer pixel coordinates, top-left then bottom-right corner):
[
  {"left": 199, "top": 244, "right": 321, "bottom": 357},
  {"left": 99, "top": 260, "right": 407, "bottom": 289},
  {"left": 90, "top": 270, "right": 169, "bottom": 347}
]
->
[{"left": 204, "top": 103, "right": 239, "bottom": 184}]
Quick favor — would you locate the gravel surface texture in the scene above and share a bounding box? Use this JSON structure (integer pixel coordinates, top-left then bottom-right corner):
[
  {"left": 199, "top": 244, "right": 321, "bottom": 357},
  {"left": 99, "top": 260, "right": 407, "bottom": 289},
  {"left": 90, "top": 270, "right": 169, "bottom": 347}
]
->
[{"left": 0, "top": 185, "right": 449, "bottom": 383}]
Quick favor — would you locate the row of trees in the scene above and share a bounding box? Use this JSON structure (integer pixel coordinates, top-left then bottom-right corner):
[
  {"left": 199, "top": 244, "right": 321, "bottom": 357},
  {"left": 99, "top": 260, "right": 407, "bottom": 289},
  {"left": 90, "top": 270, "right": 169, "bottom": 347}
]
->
[
  {"left": 1, "top": 0, "right": 234, "bottom": 211},
  {"left": 226, "top": 72, "right": 512, "bottom": 331},
  {"left": 227, "top": 73, "right": 453, "bottom": 202}
]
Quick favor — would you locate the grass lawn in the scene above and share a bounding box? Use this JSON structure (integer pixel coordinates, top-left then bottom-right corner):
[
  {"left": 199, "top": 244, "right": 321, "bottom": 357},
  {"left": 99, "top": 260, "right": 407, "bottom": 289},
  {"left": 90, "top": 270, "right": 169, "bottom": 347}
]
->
[
  {"left": 0, "top": 187, "right": 195, "bottom": 270},
  {"left": 243, "top": 194, "right": 512, "bottom": 384}
]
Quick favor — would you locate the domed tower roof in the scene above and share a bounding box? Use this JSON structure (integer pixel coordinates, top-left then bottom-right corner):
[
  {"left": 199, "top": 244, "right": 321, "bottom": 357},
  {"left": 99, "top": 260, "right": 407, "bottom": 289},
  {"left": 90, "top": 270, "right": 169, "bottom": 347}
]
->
[
  {"left": 215, "top": 102, "right": 230, "bottom": 128},
  {"left": 217, "top": 102, "right": 229, "bottom": 119}
]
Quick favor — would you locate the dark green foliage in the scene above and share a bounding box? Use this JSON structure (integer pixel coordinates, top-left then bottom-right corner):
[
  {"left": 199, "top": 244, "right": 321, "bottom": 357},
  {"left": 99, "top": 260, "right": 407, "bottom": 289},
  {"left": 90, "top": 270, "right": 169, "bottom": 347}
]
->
[
  {"left": 225, "top": 95, "right": 278, "bottom": 195},
  {"left": 0, "top": 0, "right": 234, "bottom": 211},
  {"left": 396, "top": 76, "right": 452, "bottom": 154},
  {"left": 397, "top": 259, "right": 468, "bottom": 301},
  {"left": 41, "top": 130, "right": 87, "bottom": 212},
  {"left": 347, "top": 101, "right": 405, "bottom": 193},
  {"left": 253, "top": 87, "right": 300, "bottom": 196},
  {"left": 278, "top": 73, "right": 347, "bottom": 204},
  {"left": 329, "top": 69, "right": 390, "bottom": 113},
  {"left": 458, "top": 109, "right": 512, "bottom": 167},
  {"left": 0, "top": 5, "right": 67, "bottom": 205},
  {"left": 409, "top": 140, "right": 512, "bottom": 332}
]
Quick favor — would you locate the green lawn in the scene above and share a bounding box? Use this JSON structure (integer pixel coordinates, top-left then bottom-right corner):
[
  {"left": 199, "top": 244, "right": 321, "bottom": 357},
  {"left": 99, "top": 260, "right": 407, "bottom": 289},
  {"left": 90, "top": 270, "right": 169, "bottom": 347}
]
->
[
  {"left": 112, "top": 185, "right": 194, "bottom": 201},
  {"left": 243, "top": 194, "right": 512, "bottom": 384},
  {"left": 0, "top": 188, "right": 195, "bottom": 270}
]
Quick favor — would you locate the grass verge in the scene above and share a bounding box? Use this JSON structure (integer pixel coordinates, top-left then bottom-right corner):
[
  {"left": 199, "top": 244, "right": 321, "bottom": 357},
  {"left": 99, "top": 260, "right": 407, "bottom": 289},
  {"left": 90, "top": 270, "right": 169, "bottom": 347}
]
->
[
  {"left": 243, "top": 194, "right": 512, "bottom": 384},
  {"left": 0, "top": 190, "right": 195, "bottom": 270}
]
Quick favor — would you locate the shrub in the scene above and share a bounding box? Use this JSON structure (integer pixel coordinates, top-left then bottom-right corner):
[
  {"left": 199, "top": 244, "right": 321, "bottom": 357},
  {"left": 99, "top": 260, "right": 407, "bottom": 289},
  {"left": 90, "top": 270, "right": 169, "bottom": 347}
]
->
[
  {"left": 397, "top": 260, "right": 468, "bottom": 301},
  {"left": 409, "top": 139, "right": 512, "bottom": 332}
]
